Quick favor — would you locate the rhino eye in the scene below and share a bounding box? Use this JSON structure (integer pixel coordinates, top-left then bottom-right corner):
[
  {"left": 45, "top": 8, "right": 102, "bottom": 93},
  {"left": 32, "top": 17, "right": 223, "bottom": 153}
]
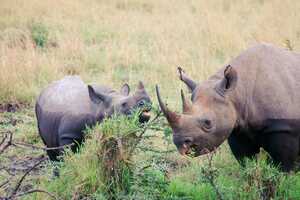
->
[
  {"left": 138, "top": 100, "right": 145, "bottom": 107},
  {"left": 121, "top": 102, "right": 128, "bottom": 108},
  {"left": 198, "top": 119, "right": 213, "bottom": 132}
]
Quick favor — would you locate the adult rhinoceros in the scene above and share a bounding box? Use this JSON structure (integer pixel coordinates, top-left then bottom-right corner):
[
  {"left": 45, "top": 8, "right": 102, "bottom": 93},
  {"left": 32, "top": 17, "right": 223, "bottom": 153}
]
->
[
  {"left": 36, "top": 76, "right": 151, "bottom": 161},
  {"left": 156, "top": 43, "right": 300, "bottom": 171}
]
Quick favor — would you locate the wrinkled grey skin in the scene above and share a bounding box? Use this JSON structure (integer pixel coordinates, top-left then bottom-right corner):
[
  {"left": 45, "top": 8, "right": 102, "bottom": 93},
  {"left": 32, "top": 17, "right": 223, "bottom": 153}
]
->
[
  {"left": 157, "top": 43, "right": 300, "bottom": 171},
  {"left": 36, "top": 76, "right": 151, "bottom": 161}
]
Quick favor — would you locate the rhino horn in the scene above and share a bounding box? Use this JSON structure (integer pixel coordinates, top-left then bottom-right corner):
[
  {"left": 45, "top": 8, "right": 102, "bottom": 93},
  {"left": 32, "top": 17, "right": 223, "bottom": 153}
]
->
[
  {"left": 155, "top": 85, "right": 180, "bottom": 125},
  {"left": 181, "top": 89, "right": 192, "bottom": 113},
  {"left": 177, "top": 67, "right": 197, "bottom": 92}
]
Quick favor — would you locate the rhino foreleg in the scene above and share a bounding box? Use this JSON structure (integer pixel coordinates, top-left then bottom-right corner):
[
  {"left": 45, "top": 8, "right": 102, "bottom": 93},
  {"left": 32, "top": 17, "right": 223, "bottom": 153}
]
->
[
  {"left": 228, "top": 133, "right": 260, "bottom": 166},
  {"left": 262, "top": 133, "right": 299, "bottom": 172}
]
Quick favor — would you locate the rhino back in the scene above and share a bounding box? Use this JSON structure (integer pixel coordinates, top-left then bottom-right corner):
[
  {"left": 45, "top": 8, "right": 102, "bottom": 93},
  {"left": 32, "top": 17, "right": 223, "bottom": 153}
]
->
[
  {"left": 228, "top": 43, "right": 300, "bottom": 127},
  {"left": 37, "top": 76, "right": 92, "bottom": 114}
]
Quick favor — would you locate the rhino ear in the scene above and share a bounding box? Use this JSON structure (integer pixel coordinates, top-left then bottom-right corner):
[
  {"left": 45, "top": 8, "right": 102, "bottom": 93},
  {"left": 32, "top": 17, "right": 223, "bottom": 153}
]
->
[
  {"left": 88, "top": 85, "right": 111, "bottom": 105},
  {"left": 217, "top": 65, "right": 237, "bottom": 95},
  {"left": 120, "top": 83, "right": 130, "bottom": 96}
]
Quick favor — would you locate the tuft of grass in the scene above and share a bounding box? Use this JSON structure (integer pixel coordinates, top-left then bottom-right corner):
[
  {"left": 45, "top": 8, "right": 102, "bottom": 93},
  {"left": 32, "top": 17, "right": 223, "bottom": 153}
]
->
[
  {"left": 30, "top": 22, "right": 49, "bottom": 48},
  {"left": 277, "top": 172, "right": 300, "bottom": 199}
]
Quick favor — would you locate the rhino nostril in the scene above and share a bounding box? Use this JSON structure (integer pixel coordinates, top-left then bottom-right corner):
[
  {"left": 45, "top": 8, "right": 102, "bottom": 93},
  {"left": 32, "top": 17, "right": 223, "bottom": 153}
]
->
[{"left": 184, "top": 138, "right": 193, "bottom": 145}]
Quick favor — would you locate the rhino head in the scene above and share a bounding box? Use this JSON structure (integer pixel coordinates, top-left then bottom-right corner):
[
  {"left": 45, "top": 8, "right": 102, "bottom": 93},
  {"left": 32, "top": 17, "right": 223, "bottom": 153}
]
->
[
  {"left": 88, "top": 81, "right": 151, "bottom": 123},
  {"left": 156, "top": 66, "right": 238, "bottom": 156}
]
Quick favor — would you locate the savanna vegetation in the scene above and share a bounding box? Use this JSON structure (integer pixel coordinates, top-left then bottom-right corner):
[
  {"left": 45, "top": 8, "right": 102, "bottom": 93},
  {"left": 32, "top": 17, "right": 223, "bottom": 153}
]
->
[{"left": 1, "top": 0, "right": 300, "bottom": 199}]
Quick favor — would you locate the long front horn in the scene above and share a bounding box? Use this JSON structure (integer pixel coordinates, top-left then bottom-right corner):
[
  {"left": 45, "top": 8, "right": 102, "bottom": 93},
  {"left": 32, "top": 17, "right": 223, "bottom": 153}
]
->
[
  {"left": 155, "top": 85, "right": 180, "bottom": 124},
  {"left": 181, "top": 89, "right": 192, "bottom": 113}
]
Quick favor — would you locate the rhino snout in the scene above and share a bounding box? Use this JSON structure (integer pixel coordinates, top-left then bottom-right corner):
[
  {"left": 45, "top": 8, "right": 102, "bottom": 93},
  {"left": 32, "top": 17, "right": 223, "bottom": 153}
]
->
[
  {"left": 173, "top": 136, "right": 194, "bottom": 155},
  {"left": 173, "top": 134, "right": 216, "bottom": 156},
  {"left": 139, "top": 110, "right": 151, "bottom": 123}
]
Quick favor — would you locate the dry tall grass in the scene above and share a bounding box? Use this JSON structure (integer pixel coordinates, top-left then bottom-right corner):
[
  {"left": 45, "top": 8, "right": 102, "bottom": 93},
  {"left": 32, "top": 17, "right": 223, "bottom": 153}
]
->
[{"left": 1, "top": 0, "right": 300, "bottom": 104}]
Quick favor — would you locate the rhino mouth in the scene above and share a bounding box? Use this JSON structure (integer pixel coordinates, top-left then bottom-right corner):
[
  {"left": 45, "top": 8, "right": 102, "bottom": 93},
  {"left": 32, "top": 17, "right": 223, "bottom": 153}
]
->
[
  {"left": 138, "top": 108, "right": 151, "bottom": 123},
  {"left": 178, "top": 144, "right": 211, "bottom": 157}
]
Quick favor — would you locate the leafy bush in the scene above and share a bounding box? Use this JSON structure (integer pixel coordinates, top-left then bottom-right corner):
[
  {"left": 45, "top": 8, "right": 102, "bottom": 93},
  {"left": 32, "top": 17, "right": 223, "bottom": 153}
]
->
[{"left": 37, "top": 110, "right": 162, "bottom": 199}]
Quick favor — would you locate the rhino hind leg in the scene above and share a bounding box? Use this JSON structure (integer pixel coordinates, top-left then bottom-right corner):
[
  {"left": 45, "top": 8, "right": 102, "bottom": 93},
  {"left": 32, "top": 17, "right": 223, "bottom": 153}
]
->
[
  {"left": 58, "top": 133, "right": 84, "bottom": 154},
  {"left": 47, "top": 150, "right": 60, "bottom": 161},
  {"left": 42, "top": 135, "right": 82, "bottom": 163},
  {"left": 228, "top": 133, "right": 260, "bottom": 166},
  {"left": 262, "top": 133, "right": 299, "bottom": 172}
]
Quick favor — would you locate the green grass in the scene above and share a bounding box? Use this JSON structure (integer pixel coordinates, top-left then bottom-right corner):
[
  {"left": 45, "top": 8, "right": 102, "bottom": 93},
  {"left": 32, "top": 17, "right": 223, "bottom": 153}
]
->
[{"left": 1, "top": 105, "right": 300, "bottom": 199}]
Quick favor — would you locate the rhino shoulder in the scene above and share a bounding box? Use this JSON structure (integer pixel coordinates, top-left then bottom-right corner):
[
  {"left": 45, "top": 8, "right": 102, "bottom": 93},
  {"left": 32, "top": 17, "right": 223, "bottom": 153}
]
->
[{"left": 89, "top": 84, "right": 115, "bottom": 94}]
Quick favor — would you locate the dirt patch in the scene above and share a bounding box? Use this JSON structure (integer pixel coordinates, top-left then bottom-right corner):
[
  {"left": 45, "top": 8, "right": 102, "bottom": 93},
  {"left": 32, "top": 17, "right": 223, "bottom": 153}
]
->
[
  {"left": 5, "top": 155, "right": 46, "bottom": 175},
  {"left": 0, "top": 135, "right": 48, "bottom": 198},
  {"left": 0, "top": 154, "right": 49, "bottom": 199}
]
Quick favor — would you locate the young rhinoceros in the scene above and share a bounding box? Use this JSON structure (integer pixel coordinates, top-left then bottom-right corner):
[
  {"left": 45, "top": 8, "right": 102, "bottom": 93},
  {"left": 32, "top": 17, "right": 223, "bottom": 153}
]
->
[
  {"left": 36, "top": 76, "right": 151, "bottom": 161},
  {"left": 156, "top": 43, "right": 300, "bottom": 171}
]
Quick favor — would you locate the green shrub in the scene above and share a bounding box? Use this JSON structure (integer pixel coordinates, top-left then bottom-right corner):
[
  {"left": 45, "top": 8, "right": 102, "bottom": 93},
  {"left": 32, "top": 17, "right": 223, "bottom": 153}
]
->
[
  {"left": 30, "top": 22, "right": 49, "bottom": 48},
  {"left": 37, "top": 110, "right": 162, "bottom": 199}
]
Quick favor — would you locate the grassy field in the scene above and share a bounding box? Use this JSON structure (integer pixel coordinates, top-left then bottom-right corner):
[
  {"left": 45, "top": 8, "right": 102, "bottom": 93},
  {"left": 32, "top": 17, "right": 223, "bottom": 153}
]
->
[
  {"left": 1, "top": 0, "right": 300, "bottom": 199},
  {"left": 1, "top": 0, "right": 300, "bottom": 104}
]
